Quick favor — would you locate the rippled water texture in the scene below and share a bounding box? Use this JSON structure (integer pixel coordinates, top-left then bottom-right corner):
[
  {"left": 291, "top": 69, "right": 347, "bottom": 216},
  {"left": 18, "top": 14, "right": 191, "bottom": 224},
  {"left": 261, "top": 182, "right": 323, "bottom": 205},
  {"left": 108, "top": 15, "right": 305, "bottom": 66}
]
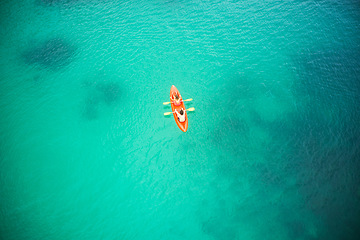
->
[{"left": 1, "top": 0, "right": 359, "bottom": 239}]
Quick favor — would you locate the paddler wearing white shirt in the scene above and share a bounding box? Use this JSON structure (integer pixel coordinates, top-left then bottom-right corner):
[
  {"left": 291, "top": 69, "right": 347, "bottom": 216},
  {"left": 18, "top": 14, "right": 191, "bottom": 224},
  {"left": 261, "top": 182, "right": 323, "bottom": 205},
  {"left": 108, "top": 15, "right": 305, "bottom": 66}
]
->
[{"left": 174, "top": 108, "right": 186, "bottom": 122}]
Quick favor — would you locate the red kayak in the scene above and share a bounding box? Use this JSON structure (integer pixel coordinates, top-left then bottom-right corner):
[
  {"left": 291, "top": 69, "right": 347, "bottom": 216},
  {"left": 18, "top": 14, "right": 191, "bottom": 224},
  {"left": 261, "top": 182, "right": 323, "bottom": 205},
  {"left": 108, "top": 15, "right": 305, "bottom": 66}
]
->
[{"left": 170, "top": 85, "right": 188, "bottom": 132}]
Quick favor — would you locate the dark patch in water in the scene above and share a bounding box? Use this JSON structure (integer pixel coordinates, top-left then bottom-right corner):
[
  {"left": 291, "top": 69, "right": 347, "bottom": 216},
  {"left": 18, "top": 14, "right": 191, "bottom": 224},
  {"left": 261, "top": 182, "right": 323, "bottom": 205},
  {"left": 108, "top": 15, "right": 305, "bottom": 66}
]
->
[
  {"left": 209, "top": 76, "right": 266, "bottom": 159},
  {"left": 211, "top": 116, "right": 248, "bottom": 157},
  {"left": 82, "top": 95, "right": 99, "bottom": 120},
  {"left": 293, "top": 48, "right": 360, "bottom": 107},
  {"left": 287, "top": 113, "right": 360, "bottom": 239},
  {"left": 23, "top": 38, "right": 75, "bottom": 70},
  {"left": 277, "top": 208, "right": 318, "bottom": 240},
  {"left": 209, "top": 48, "right": 360, "bottom": 238},
  {"left": 202, "top": 216, "right": 237, "bottom": 240},
  {"left": 38, "top": 0, "right": 80, "bottom": 6},
  {"left": 286, "top": 220, "right": 305, "bottom": 239},
  {"left": 280, "top": 47, "right": 360, "bottom": 239},
  {"left": 81, "top": 80, "right": 122, "bottom": 120},
  {"left": 96, "top": 82, "right": 121, "bottom": 105}
]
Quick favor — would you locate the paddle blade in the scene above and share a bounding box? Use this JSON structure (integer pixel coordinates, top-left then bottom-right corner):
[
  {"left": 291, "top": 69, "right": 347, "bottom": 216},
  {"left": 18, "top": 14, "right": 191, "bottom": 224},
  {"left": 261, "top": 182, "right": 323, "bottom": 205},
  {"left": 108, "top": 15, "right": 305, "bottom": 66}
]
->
[
  {"left": 164, "top": 112, "right": 173, "bottom": 116},
  {"left": 183, "top": 98, "right": 193, "bottom": 102},
  {"left": 187, "top": 107, "right": 195, "bottom": 111},
  {"left": 163, "top": 102, "right": 171, "bottom": 105}
]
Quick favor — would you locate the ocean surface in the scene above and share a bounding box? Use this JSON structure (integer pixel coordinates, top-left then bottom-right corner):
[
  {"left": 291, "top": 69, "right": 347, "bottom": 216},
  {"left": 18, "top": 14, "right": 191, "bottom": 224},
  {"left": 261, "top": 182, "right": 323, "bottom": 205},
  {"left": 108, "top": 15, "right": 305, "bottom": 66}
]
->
[{"left": 1, "top": 0, "right": 360, "bottom": 239}]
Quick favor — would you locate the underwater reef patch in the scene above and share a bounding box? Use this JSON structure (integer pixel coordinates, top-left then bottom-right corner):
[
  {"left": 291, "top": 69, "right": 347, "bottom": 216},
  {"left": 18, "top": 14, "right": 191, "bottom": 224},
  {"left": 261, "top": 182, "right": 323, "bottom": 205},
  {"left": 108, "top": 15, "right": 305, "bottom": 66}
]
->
[
  {"left": 293, "top": 48, "right": 360, "bottom": 105},
  {"left": 81, "top": 80, "right": 122, "bottom": 120},
  {"left": 95, "top": 82, "right": 121, "bottom": 106},
  {"left": 23, "top": 38, "right": 76, "bottom": 70},
  {"left": 83, "top": 95, "right": 99, "bottom": 120},
  {"left": 38, "top": 0, "right": 79, "bottom": 6}
]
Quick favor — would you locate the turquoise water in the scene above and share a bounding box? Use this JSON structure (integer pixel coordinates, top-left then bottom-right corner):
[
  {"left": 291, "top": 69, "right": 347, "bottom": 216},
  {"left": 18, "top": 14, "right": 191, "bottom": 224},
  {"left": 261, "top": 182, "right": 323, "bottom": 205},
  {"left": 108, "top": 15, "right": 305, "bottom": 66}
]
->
[{"left": 1, "top": 0, "right": 360, "bottom": 239}]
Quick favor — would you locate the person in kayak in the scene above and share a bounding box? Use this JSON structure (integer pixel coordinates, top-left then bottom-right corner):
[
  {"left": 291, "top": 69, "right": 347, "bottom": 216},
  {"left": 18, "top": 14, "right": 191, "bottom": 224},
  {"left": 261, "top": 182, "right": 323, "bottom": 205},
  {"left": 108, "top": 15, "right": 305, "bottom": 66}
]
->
[
  {"left": 174, "top": 108, "right": 186, "bottom": 122},
  {"left": 172, "top": 93, "right": 183, "bottom": 106}
]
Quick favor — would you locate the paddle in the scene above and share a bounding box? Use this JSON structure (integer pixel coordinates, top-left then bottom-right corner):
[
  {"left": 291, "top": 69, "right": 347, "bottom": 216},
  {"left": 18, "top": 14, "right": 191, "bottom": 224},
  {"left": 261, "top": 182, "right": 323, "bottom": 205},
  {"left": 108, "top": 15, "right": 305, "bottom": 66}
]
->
[
  {"left": 163, "top": 98, "right": 193, "bottom": 105},
  {"left": 164, "top": 107, "right": 195, "bottom": 116}
]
